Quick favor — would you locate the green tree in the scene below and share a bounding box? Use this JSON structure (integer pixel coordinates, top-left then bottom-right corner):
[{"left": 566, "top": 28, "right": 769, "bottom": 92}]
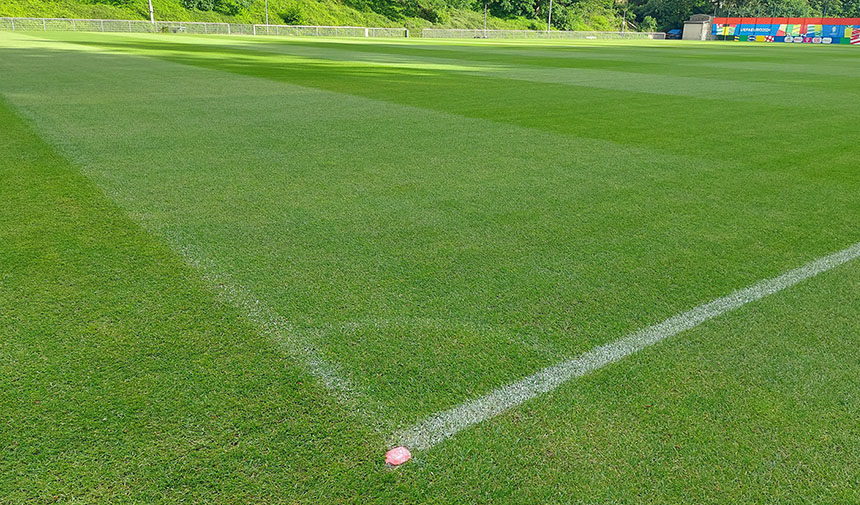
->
[
  {"left": 641, "top": 14, "right": 656, "bottom": 30},
  {"left": 633, "top": 0, "right": 713, "bottom": 30}
]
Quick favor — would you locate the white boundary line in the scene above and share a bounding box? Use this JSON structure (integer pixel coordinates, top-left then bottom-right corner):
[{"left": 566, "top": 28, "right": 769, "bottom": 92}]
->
[
  {"left": 156, "top": 233, "right": 393, "bottom": 433},
  {"left": 393, "top": 241, "right": 860, "bottom": 452}
]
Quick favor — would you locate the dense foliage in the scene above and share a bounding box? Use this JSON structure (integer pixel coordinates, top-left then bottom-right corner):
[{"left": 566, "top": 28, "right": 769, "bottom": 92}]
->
[
  {"left": 373, "top": 0, "right": 860, "bottom": 31},
  {"left": 181, "top": 0, "right": 255, "bottom": 16},
  {"left": 1, "top": 0, "right": 629, "bottom": 30}
]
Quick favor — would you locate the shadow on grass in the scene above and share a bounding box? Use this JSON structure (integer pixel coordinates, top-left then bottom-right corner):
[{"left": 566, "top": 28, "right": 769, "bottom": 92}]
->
[{"left": 8, "top": 36, "right": 787, "bottom": 163}]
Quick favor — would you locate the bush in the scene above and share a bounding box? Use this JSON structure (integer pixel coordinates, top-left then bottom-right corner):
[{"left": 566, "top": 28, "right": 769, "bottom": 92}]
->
[
  {"left": 183, "top": 0, "right": 212, "bottom": 10},
  {"left": 641, "top": 15, "right": 656, "bottom": 32},
  {"left": 417, "top": 0, "right": 450, "bottom": 23},
  {"left": 182, "top": 0, "right": 254, "bottom": 15},
  {"left": 89, "top": 0, "right": 135, "bottom": 5},
  {"left": 551, "top": 3, "right": 619, "bottom": 31},
  {"left": 279, "top": 4, "right": 307, "bottom": 24}
]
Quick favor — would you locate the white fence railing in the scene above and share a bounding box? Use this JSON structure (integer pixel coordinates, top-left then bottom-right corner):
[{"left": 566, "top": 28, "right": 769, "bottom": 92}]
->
[
  {"left": 0, "top": 17, "right": 662, "bottom": 41},
  {"left": 421, "top": 28, "right": 666, "bottom": 40},
  {"left": 0, "top": 17, "right": 408, "bottom": 38},
  {"left": 252, "top": 24, "right": 407, "bottom": 37}
]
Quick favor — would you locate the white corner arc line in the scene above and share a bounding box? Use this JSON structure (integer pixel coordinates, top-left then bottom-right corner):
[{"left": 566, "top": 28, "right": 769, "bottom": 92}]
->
[{"left": 393, "top": 241, "right": 860, "bottom": 452}]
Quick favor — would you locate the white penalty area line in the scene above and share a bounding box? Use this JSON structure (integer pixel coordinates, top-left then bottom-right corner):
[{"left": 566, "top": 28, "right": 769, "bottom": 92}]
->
[{"left": 393, "top": 240, "right": 860, "bottom": 453}]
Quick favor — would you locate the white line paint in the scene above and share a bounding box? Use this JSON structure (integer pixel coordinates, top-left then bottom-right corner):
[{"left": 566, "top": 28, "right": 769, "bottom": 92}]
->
[
  {"left": 394, "top": 241, "right": 860, "bottom": 452},
  {"left": 157, "top": 232, "right": 394, "bottom": 433}
]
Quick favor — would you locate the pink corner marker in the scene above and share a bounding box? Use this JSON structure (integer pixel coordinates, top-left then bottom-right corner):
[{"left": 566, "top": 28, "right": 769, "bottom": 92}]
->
[{"left": 385, "top": 446, "right": 411, "bottom": 466}]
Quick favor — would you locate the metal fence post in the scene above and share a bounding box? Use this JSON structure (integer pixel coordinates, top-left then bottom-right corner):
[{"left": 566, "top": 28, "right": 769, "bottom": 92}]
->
[
  {"left": 73, "top": 19, "right": 76, "bottom": 31},
  {"left": 10, "top": 18, "right": 14, "bottom": 31},
  {"left": 101, "top": 19, "right": 104, "bottom": 32},
  {"left": 43, "top": 18, "right": 46, "bottom": 30}
]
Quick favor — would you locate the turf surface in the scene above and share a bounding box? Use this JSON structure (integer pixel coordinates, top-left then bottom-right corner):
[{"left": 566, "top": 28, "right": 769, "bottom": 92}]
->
[{"left": 1, "top": 32, "right": 858, "bottom": 503}]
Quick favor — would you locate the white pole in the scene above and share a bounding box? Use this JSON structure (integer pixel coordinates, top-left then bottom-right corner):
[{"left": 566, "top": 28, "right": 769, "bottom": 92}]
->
[
  {"left": 484, "top": 1, "right": 488, "bottom": 38},
  {"left": 547, "top": 0, "right": 553, "bottom": 34},
  {"left": 265, "top": 0, "right": 270, "bottom": 33},
  {"left": 148, "top": 0, "right": 155, "bottom": 23},
  {"left": 622, "top": 0, "right": 628, "bottom": 34}
]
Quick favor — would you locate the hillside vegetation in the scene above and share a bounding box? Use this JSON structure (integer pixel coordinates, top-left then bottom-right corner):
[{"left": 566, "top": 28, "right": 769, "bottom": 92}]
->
[
  {"left": 9, "top": 0, "right": 859, "bottom": 37},
  {"left": 0, "top": 0, "right": 629, "bottom": 31}
]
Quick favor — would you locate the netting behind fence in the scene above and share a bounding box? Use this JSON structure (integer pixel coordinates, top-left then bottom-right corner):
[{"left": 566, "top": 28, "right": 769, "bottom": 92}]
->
[{"left": 421, "top": 29, "right": 666, "bottom": 40}]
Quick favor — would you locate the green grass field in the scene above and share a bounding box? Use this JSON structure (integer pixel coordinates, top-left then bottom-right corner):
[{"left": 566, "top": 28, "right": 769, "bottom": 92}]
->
[{"left": 2, "top": 31, "right": 859, "bottom": 503}]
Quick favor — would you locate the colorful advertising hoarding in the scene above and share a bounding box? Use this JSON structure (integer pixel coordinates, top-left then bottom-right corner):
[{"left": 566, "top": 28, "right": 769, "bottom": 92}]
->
[{"left": 713, "top": 17, "right": 860, "bottom": 44}]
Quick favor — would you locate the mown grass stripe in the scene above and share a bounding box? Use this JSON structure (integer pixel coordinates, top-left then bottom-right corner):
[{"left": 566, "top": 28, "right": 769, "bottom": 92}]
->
[
  {"left": 394, "top": 240, "right": 860, "bottom": 451},
  {"left": 115, "top": 34, "right": 860, "bottom": 110}
]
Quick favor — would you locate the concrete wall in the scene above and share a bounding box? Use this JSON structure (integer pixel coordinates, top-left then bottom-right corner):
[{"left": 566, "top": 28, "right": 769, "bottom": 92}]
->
[{"left": 683, "top": 14, "right": 714, "bottom": 40}]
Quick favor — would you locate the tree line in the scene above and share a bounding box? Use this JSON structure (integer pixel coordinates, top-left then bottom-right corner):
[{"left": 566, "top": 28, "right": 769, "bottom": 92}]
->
[{"left": 89, "top": 0, "right": 860, "bottom": 30}]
